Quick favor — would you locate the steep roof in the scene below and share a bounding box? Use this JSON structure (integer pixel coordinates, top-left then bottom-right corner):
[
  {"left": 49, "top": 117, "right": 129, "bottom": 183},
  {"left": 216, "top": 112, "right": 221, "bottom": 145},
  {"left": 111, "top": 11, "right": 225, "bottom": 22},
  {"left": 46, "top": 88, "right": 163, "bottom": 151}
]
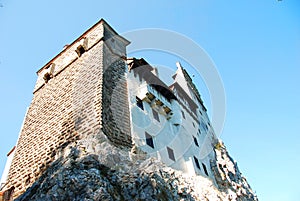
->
[
  {"left": 127, "top": 58, "right": 177, "bottom": 102},
  {"left": 171, "top": 62, "right": 206, "bottom": 111}
]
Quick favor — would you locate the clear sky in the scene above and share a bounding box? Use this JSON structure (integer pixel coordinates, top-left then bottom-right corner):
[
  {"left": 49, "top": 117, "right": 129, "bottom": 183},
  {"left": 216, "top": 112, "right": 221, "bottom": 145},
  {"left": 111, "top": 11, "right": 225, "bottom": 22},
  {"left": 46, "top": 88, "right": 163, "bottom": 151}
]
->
[{"left": 0, "top": 1, "right": 299, "bottom": 200}]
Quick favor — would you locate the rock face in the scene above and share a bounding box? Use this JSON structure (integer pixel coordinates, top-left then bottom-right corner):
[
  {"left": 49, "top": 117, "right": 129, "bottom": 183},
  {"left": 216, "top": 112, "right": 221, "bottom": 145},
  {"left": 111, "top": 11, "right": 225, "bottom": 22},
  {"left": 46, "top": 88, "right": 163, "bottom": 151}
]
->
[
  {"left": 15, "top": 131, "right": 257, "bottom": 201},
  {"left": 211, "top": 142, "right": 258, "bottom": 201}
]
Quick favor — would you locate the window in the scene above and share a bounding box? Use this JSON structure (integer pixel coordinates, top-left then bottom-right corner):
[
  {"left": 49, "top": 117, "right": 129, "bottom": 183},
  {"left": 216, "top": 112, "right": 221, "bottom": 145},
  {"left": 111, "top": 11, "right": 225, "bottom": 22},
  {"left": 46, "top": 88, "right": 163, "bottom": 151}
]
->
[
  {"left": 202, "top": 163, "right": 209, "bottom": 176},
  {"left": 167, "top": 147, "right": 175, "bottom": 161},
  {"left": 200, "top": 122, "right": 208, "bottom": 132},
  {"left": 192, "top": 122, "right": 195, "bottom": 127},
  {"left": 152, "top": 109, "right": 160, "bottom": 122},
  {"left": 181, "top": 111, "right": 185, "bottom": 119},
  {"left": 194, "top": 156, "right": 201, "bottom": 170},
  {"left": 136, "top": 96, "right": 144, "bottom": 110},
  {"left": 43, "top": 63, "right": 55, "bottom": 83},
  {"left": 193, "top": 136, "right": 199, "bottom": 147},
  {"left": 76, "top": 45, "right": 86, "bottom": 56},
  {"left": 198, "top": 129, "right": 201, "bottom": 135},
  {"left": 43, "top": 72, "right": 51, "bottom": 83},
  {"left": 145, "top": 132, "right": 154, "bottom": 148}
]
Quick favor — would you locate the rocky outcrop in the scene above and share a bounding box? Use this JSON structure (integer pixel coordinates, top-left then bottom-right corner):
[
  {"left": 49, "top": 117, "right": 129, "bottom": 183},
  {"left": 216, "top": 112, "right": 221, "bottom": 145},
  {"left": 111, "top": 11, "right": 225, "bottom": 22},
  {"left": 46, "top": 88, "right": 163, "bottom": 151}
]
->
[
  {"left": 211, "top": 142, "right": 258, "bottom": 201},
  {"left": 15, "top": 132, "right": 257, "bottom": 201}
]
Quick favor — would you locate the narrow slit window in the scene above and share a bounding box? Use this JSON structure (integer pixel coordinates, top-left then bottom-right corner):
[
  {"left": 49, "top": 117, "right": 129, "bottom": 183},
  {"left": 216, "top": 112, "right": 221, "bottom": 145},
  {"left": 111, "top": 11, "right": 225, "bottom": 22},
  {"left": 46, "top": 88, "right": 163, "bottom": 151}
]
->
[
  {"left": 200, "top": 122, "right": 208, "bottom": 132},
  {"left": 145, "top": 132, "right": 154, "bottom": 148},
  {"left": 136, "top": 96, "right": 144, "bottom": 110},
  {"left": 167, "top": 147, "right": 175, "bottom": 161},
  {"left": 202, "top": 163, "right": 209, "bottom": 176},
  {"left": 193, "top": 136, "right": 199, "bottom": 147},
  {"left": 152, "top": 109, "right": 160, "bottom": 122},
  {"left": 181, "top": 111, "right": 185, "bottom": 119},
  {"left": 194, "top": 156, "right": 201, "bottom": 170}
]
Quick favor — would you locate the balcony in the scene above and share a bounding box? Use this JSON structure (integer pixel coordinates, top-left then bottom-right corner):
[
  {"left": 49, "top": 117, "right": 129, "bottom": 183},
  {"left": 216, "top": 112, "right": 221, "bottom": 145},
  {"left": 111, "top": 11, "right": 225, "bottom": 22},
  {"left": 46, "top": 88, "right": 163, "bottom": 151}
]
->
[{"left": 136, "top": 84, "right": 173, "bottom": 118}]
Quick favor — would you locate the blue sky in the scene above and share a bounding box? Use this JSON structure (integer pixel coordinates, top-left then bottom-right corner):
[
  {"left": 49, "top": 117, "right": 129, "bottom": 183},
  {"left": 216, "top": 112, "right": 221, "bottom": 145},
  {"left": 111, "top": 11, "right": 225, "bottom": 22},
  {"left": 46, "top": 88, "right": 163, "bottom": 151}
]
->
[{"left": 0, "top": 1, "right": 299, "bottom": 200}]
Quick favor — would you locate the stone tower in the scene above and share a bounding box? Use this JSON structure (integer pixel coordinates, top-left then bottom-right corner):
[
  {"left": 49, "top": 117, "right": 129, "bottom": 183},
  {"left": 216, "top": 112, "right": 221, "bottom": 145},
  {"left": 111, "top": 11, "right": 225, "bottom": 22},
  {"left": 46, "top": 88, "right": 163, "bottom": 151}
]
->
[{"left": 1, "top": 19, "right": 132, "bottom": 199}]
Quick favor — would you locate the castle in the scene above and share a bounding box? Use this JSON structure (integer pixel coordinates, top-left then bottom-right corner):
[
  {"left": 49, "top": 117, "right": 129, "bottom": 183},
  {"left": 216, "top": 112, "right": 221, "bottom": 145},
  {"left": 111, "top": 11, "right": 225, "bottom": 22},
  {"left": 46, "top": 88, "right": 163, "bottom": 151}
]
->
[{"left": 1, "top": 19, "right": 222, "bottom": 200}]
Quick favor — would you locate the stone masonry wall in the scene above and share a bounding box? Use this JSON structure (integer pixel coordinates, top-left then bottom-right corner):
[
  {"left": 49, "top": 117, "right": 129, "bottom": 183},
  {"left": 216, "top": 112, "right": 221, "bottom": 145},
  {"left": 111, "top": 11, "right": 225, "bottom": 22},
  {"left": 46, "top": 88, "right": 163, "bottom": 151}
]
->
[
  {"left": 102, "top": 44, "right": 132, "bottom": 148},
  {"left": 3, "top": 20, "right": 132, "bottom": 199}
]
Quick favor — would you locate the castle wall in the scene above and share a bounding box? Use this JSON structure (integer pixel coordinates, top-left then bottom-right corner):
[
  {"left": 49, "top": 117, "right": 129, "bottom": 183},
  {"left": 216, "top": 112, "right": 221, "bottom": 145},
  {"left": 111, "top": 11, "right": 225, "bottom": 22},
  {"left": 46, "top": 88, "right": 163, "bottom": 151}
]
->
[
  {"left": 2, "top": 20, "right": 132, "bottom": 199},
  {"left": 1, "top": 19, "right": 218, "bottom": 200},
  {"left": 102, "top": 43, "right": 132, "bottom": 147},
  {"left": 127, "top": 66, "right": 217, "bottom": 182}
]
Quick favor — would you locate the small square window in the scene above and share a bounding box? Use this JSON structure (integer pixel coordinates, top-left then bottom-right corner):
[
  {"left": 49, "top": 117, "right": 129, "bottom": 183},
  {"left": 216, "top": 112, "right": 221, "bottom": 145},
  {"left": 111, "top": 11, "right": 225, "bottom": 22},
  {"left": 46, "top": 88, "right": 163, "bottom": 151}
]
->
[
  {"left": 193, "top": 136, "right": 199, "bottom": 147},
  {"left": 167, "top": 147, "right": 175, "bottom": 161},
  {"left": 181, "top": 111, "right": 185, "bottom": 119},
  {"left": 152, "top": 109, "right": 160, "bottom": 122},
  {"left": 194, "top": 156, "right": 201, "bottom": 170},
  {"left": 136, "top": 96, "right": 144, "bottom": 110},
  {"left": 145, "top": 132, "right": 154, "bottom": 148},
  {"left": 202, "top": 163, "right": 209, "bottom": 176},
  {"left": 76, "top": 45, "right": 86, "bottom": 56},
  {"left": 43, "top": 73, "right": 51, "bottom": 83}
]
